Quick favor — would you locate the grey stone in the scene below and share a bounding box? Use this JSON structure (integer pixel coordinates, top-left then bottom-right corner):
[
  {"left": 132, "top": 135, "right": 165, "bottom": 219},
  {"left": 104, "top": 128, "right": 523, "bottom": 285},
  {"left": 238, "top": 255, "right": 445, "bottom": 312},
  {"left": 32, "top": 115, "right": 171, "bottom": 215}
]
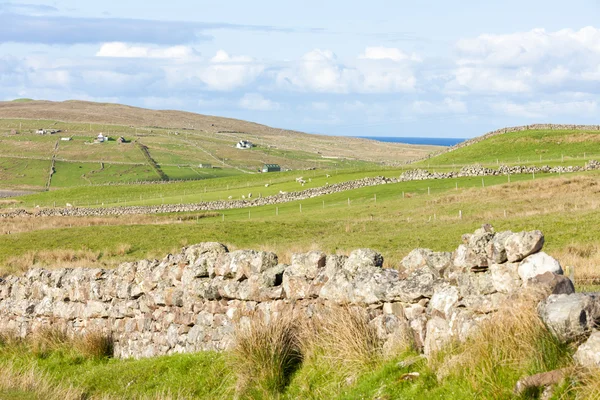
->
[
  {"left": 505, "top": 231, "right": 544, "bottom": 262},
  {"left": 539, "top": 293, "right": 600, "bottom": 341},
  {"left": 574, "top": 331, "right": 600, "bottom": 368},
  {"left": 518, "top": 252, "right": 563, "bottom": 281}
]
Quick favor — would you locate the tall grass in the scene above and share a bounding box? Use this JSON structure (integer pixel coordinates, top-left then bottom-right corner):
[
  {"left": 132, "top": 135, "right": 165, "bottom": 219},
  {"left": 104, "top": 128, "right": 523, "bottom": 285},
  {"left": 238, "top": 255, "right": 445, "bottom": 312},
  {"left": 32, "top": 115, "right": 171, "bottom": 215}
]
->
[
  {"left": 0, "top": 362, "right": 87, "bottom": 400},
  {"left": 231, "top": 311, "right": 302, "bottom": 397},
  {"left": 431, "top": 297, "right": 572, "bottom": 399},
  {"left": 302, "top": 306, "right": 383, "bottom": 377}
]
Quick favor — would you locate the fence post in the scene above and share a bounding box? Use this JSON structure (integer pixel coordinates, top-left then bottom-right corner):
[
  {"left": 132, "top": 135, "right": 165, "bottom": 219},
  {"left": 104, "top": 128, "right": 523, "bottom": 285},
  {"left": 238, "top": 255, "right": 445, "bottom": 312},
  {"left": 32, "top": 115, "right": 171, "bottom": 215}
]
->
[{"left": 459, "top": 210, "right": 462, "bottom": 219}]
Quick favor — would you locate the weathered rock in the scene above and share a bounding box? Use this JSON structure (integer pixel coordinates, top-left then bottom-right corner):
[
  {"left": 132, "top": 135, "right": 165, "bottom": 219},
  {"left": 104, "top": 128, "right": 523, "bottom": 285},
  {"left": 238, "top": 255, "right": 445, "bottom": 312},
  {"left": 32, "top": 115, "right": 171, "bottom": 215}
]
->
[
  {"left": 402, "top": 249, "right": 451, "bottom": 274},
  {"left": 505, "top": 231, "right": 544, "bottom": 262},
  {"left": 539, "top": 293, "right": 599, "bottom": 341},
  {"left": 518, "top": 252, "right": 563, "bottom": 281},
  {"left": 429, "top": 284, "right": 459, "bottom": 319},
  {"left": 343, "top": 248, "right": 383, "bottom": 275},
  {"left": 388, "top": 266, "right": 438, "bottom": 303},
  {"left": 527, "top": 272, "right": 575, "bottom": 296},
  {"left": 401, "top": 249, "right": 432, "bottom": 272},
  {"left": 574, "top": 331, "right": 600, "bottom": 368},
  {"left": 424, "top": 316, "right": 452, "bottom": 356},
  {"left": 486, "top": 230, "right": 513, "bottom": 264},
  {"left": 490, "top": 262, "right": 521, "bottom": 293}
]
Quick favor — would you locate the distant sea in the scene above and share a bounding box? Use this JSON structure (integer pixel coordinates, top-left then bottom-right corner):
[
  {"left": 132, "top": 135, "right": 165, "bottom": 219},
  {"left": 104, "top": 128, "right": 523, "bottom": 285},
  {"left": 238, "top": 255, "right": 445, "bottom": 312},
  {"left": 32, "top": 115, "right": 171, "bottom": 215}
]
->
[{"left": 358, "top": 136, "right": 466, "bottom": 147}]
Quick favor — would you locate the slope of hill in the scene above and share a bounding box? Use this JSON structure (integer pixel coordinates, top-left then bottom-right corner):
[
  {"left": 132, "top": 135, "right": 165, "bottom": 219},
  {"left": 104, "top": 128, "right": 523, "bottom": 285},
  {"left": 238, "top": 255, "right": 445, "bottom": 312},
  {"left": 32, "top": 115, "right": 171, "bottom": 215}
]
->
[{"left": 415, "top": 124, "right": 600, "bottom": 168}]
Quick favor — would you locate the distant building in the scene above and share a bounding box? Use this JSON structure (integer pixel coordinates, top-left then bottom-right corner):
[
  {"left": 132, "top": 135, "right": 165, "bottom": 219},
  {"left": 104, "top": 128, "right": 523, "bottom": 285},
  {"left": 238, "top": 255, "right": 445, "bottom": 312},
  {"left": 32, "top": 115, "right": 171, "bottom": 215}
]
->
[
  {"left": 117, "top": 136, "right": 126, "bottom": 144},
  {"left": 199, "top": 163, "right": 212, "bottom": 169},
  {"left": 236, "top": 140, "right": 253, "bottom": 149},
  {"left": 262, "top": 164, "right": 281, "bottom": 173},
  {"left": 96, "top": 133, "right": 107, "bottom": 143},
  {"left": 36, "top": 129, "right": 46, "bottom": 135},
  {"left": 60, "top": 137, "right": 72, "bottom": 141}
]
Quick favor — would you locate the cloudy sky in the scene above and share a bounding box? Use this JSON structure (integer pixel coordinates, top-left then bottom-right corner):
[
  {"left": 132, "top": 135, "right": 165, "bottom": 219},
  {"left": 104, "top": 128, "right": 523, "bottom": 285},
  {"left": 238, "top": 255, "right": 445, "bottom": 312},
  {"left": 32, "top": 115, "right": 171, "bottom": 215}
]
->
[{"left": 1, "top": 0, "right": 600, "bottom": 138}]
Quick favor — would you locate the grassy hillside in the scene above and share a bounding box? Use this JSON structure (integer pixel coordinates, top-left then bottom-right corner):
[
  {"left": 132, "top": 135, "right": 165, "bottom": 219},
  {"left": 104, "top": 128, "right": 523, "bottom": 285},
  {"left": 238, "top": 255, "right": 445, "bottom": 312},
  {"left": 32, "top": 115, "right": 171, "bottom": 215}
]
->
[
  {"left": 2, "top": 124, "right": 600, "bottom": 399},
  {"left": 416, "top": 128, "right": 600, "bottom": 168},
  {"left": 0, "top": 100, "right": 439, "bottom": 192}
]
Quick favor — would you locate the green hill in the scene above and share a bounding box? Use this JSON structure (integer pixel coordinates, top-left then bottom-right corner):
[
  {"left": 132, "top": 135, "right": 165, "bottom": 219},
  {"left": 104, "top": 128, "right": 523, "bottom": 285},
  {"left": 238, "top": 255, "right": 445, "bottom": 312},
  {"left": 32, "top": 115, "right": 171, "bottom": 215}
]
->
[
  {"left": 0, "top": 100, "right": 439, "bottom": 191},
  {"left": 416, "top": 126, "right": 600, "bottom": 168}
]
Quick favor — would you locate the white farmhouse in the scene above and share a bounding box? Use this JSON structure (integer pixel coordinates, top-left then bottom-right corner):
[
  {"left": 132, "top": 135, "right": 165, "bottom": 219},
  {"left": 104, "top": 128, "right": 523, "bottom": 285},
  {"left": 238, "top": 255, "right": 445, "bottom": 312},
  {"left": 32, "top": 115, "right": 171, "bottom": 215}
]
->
[
  {"left": 236, "top": 140, "right": 253, "bottom": 149},
  {"left": 96, "top": 133, "right": 108, "bottom": 143}
]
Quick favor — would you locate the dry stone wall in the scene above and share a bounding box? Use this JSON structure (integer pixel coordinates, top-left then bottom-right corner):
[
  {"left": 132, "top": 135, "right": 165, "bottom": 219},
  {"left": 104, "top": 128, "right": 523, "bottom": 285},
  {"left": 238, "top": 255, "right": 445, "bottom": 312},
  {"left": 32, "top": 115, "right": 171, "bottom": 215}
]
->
[
  {"left": 0, "top": 225, "right": 576, "bottom": 359},
  {"left": 1, "top": 161, "right": 598, "bottom": 219}
]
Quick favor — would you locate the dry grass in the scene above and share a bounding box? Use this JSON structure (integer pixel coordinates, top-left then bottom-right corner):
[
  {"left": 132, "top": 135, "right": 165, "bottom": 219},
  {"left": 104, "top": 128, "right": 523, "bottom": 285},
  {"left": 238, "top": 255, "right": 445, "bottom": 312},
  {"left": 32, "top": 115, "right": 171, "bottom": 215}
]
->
[
  {"left": 301, "top": 306, "right": 383, "bottom": 378},
  {"left": 3, "top": 248, "right": 110, "bottom": 275},
  {"left": 29, "top": 327, "right": 70, "bottom": 358},
  {"left": 573, "top": 368, "right": 600, "bottom": 399},
  {"left": 432, "top": 297, "right": 572, "bottom": 398},
  {"left": 231, "top": 311, "right": 302, "bottom": 397},
  {"left": 0, "top": 362, "right": 87, "bottom": 400},
  {"left": 0, "top": 214, "right": 174, "bottom": 235},
  {"left": 74, "top": 331, "right": 114, "bottom": 359},
  {"left": 551, "top": 243, "right": 600, "bottom": 285}
]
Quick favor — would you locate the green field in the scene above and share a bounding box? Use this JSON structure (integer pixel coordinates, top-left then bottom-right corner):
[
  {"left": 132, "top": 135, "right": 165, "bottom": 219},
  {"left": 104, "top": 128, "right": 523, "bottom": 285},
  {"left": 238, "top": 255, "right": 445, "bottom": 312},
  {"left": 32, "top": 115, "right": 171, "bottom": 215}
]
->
[
  {"left": 0, "top": 157, "right": 50, "bottom": 189},
  {"left": 2, "top": 123, "right": 600, "bottom": 399},
  {"left": 0, "top": 118, "right": 386, "bottom": 191}
]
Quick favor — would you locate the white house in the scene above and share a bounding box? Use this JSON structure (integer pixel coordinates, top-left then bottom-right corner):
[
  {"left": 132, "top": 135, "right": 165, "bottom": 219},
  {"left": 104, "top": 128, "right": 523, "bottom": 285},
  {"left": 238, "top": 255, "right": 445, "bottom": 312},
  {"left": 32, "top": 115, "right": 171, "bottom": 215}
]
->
[
  {"left": 36, "top": 129, "right": 46, "bottom": 135},
  {"left": 60, "top": 137, "right": 72, "bottom": 141},
  {"left": 96, "top": 133, "right": 107, "bottom": 143},
  {"left": 236, "top": 140, "right": 253, "bottom": 149}
]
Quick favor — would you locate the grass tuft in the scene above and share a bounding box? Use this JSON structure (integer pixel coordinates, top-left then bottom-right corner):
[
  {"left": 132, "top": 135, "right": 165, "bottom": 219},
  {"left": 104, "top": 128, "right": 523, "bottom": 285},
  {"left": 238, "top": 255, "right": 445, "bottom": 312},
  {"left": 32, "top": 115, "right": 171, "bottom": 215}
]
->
[
  {"left": 74, "top": 331, "right": 114, "bottom": 359},
  {"left": 231, "top": 311, "right": 302, "bottom": 397}
]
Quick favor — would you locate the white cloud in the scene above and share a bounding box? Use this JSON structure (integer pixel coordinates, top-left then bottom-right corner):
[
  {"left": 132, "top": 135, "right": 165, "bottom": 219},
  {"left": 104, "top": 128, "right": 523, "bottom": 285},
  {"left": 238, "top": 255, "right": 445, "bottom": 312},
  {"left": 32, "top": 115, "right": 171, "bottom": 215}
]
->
[
  {"left": 412, "top": 98, "right": 467, "bottom": 114},
  {"left": 491, "top": 100, "right": 598, "bottom": 118},
  {"left": 359, "top": 47, "right": 421, "bottom": 62},
  {"left": 276, "top": 48, "right": 418, "bottom": 93},
  {"left": 239, "top": 93, "right": 280, "bottom": 111},
  {"left": 162, "top": 50, "right": 264, "bottom": 91},
  {"left": 197, "top": 50, "right": 264, "bottom": 91},
  {"left": 449, "top": 26, "right": 600, "bottom": 94},
  {"left": 96, "top": 42, "right": 198, "bottom": 59}
]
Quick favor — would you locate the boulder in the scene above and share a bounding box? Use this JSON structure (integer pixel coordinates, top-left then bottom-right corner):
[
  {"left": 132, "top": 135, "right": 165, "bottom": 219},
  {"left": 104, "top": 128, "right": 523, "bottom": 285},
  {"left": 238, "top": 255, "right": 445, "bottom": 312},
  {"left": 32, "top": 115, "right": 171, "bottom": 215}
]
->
[
  {"left": 539, "top": 293, "right": 599, "bottom": 341},
  {"left": 574, "top": 331, "right": 600, "bottom": 368},
  {"left": 518, "top": 252, "right": 563, "bottom": 281},
  {"left": 505, "top": 231, "right": 544, "bottom": 262}
]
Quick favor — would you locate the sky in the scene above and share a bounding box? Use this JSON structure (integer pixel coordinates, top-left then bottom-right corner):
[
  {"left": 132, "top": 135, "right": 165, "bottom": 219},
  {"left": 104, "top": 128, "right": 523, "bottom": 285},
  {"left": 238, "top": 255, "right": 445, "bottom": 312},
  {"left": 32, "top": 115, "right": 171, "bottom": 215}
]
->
[{"left": 1, "top": 0, "right": 600, "bottom": 138}]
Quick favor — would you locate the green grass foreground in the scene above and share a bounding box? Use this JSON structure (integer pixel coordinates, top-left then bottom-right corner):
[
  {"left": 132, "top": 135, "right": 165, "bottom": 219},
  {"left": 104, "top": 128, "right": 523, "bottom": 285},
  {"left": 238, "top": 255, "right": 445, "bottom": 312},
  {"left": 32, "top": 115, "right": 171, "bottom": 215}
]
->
[{"left": 0, "top": 303, "right": 591, "bottom": 400}]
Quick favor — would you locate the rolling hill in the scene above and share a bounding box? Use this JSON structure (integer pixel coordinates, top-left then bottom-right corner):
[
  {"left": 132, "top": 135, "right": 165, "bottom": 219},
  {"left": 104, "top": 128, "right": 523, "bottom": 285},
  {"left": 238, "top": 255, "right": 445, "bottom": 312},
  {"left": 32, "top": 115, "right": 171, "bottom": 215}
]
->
[{"left": 0, "top": 100, "right": 441, "bottom": 191}]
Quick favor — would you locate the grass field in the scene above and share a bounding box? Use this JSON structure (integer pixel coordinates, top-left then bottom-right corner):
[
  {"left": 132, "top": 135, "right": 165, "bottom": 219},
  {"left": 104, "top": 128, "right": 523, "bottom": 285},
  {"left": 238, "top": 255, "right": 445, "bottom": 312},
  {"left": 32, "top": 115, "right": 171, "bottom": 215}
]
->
[{"left": 2, "top": 114, "right": 600, "bottom": 399}]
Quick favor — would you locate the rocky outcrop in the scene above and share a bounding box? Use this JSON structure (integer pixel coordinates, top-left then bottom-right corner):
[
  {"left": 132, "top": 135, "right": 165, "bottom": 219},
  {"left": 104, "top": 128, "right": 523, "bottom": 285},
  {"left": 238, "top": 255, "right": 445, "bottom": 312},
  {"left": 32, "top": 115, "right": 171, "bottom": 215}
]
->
[{"left": 0, "top": 226, "right": 572, "bottom": 358}]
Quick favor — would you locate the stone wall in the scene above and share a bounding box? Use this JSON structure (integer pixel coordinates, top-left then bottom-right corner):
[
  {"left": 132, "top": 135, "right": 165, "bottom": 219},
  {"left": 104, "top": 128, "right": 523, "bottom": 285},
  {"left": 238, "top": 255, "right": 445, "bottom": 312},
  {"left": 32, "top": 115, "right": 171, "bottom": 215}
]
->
[
  {"left": 0, "top": 225, "right": 575, "bottom": 359},
  {"left": 2, "top": 160, "right": 598, "bottom": 219}
]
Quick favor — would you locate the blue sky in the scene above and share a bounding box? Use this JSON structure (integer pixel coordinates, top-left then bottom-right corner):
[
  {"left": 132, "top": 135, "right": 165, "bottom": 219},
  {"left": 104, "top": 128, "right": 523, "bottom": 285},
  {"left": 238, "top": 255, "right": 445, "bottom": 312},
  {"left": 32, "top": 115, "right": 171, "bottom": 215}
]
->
[{"left": 1, "top": 0, "right": 600, "bottom": 138}]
